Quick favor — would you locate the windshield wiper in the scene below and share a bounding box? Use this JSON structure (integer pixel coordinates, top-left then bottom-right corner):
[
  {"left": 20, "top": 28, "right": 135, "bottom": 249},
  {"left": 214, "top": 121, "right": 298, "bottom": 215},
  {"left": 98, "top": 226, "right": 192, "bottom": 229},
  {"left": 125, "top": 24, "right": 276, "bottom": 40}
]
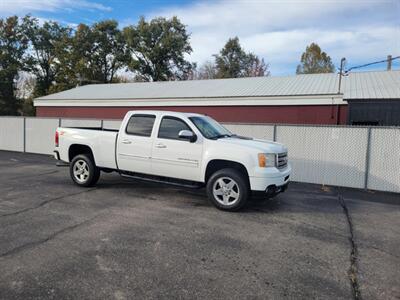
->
[{"left": 210, "top": 134, "right": 232, "bottom": 140}]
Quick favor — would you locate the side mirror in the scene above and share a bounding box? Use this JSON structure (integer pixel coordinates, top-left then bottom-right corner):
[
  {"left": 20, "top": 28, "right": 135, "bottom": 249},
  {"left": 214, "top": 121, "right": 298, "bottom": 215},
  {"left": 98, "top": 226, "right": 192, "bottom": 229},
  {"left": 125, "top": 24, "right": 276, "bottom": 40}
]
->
[{"left": 178, "top": 130, "right": 197, "bottom": 143}]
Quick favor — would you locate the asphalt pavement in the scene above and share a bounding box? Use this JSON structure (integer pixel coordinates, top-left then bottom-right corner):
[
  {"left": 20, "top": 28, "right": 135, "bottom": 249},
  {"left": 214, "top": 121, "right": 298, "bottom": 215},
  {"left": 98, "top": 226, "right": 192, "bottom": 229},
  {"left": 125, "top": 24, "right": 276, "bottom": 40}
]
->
[{"left": 0, "top": 151, "right": 399, "bottom": 299}]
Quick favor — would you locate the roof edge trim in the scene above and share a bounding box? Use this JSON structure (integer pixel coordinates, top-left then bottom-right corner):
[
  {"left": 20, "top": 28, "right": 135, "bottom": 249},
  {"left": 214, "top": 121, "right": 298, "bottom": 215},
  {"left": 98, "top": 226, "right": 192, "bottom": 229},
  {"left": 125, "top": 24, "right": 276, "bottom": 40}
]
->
[{"left": 34, "top": 95, "right": 345, "bottom": 107}]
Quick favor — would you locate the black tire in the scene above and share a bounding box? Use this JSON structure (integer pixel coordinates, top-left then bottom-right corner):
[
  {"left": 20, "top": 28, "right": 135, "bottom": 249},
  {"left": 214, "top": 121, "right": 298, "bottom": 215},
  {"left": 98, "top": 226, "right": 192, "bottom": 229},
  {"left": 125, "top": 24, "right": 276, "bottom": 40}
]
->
[
  {"left": 206, "top": 168, "right": 249, "bottom": 211},
  {"left": 70, "top": 154, "right": 100, "bottom": 187}
]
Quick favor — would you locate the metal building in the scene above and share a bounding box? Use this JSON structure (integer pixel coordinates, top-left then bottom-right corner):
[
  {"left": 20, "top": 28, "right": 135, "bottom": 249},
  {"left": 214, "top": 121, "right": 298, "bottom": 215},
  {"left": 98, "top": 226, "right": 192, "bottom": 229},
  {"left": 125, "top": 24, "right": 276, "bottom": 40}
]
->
[
  {"left": 343, "top": 71, "right": 400, "bottom": 126},
  {"left": 34, "top": 70, "right": 400, "bottom": 125}
]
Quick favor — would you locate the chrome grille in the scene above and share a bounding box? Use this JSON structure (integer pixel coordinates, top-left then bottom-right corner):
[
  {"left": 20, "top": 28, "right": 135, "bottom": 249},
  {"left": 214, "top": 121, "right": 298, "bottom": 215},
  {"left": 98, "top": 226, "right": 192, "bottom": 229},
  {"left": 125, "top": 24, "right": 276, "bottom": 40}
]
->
[{"left": 277, "top": 152, "right": 288, "bottom": 169}]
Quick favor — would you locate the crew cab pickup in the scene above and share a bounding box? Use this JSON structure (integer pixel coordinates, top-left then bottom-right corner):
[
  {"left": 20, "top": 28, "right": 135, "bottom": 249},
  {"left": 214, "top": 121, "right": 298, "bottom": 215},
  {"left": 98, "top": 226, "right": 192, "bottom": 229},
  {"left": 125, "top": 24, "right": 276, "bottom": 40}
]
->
[{"left": 54, "top": 111, "right": 291, "bottom": 211}]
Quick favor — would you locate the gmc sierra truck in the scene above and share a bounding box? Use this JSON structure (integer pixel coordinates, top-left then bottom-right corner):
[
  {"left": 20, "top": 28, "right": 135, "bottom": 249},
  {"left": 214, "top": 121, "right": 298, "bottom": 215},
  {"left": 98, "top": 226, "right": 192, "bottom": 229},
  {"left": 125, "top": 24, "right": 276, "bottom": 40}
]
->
[{"left": 54, "top": 111, "right": 291, "bottom": 211}]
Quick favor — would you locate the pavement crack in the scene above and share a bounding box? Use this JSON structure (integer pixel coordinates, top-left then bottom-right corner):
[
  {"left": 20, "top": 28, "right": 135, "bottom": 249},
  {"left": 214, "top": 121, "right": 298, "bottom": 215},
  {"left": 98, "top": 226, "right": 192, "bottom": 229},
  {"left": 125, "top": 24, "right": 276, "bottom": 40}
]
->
[
  {"left": 338, "top": 192, "right": 362, "bottom": 300},
  {"left": 0, "top": 215, "right": 98, "bottom": 259},
  {"left": 0, "top": 188, "right": 96, "bottom": 218}
]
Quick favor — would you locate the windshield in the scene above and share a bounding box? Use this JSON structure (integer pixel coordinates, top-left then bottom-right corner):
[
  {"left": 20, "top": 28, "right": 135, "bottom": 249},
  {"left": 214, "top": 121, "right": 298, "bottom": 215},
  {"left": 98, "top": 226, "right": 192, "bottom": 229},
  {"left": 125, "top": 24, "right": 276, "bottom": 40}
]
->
[{"left": 189, "top": 116, "right": 233, "bottom": 139}]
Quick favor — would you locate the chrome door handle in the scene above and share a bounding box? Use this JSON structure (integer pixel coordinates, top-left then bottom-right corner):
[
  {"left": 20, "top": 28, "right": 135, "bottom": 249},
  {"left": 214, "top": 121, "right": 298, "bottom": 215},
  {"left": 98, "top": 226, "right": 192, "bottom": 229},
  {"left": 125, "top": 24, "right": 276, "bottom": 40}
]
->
[
  {"left": 155, "top": 143, "right": 166, "bottom": 148},
  {"left": 122, "top": 139, "right": 132, "bottom": 144}
]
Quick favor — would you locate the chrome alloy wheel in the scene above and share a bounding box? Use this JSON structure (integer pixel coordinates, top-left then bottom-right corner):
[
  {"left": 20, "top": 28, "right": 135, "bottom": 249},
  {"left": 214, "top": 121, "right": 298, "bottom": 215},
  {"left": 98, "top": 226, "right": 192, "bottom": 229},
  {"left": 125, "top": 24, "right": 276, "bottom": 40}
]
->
[
  {"left": 212, "top": 177, "right": 240, "bottom": 206},
  {"left": 73, "top": 159, "right": 90, "bottom": 183}
]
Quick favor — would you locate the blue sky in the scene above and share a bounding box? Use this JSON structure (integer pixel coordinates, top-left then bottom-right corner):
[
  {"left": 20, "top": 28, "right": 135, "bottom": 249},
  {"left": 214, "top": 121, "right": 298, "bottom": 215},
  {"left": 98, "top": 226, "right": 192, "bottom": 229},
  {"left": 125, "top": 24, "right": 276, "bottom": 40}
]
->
[{"left": 1, "top": 0, "right": 399, "bottom": 75}]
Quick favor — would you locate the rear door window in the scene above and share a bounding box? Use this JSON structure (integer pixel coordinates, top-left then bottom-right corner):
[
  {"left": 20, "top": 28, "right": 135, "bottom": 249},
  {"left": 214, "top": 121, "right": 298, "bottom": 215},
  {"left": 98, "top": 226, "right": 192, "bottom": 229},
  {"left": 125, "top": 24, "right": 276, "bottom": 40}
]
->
[{"left": 126, "top": 114, "right": 156, "bottom": 137}]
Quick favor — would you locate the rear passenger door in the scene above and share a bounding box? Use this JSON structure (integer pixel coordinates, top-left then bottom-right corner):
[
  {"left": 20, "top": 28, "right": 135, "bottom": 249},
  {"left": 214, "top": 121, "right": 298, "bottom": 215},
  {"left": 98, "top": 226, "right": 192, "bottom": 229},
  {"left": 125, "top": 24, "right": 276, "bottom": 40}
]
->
[
  {"left": 151, "top": 116, "right": 203, "bottom": 182},
  {"left": 117, "top": 114, "right": 155, "bottom": 175}
]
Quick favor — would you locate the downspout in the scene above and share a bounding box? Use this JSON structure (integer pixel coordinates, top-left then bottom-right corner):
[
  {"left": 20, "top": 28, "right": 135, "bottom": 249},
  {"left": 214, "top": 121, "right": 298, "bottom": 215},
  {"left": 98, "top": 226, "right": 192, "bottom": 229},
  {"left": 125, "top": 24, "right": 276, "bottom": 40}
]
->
[{"left": 336, "top": 104, "right": 340, "bottom": 125}]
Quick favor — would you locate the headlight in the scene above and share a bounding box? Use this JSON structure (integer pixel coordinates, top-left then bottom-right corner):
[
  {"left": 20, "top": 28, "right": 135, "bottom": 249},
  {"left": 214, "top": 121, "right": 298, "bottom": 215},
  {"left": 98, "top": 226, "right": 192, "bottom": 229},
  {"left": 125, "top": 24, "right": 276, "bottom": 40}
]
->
[{"left": 258, "top": 153, "right": 276, "bottom": 168}]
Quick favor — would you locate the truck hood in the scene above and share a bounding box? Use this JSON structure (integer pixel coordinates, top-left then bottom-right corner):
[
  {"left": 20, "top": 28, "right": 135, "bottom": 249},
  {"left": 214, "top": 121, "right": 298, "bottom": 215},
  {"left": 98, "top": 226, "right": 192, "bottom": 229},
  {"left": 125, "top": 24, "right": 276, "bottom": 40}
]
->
[{"left": 215, "top": 136, "right": 287, "bottom": 153}]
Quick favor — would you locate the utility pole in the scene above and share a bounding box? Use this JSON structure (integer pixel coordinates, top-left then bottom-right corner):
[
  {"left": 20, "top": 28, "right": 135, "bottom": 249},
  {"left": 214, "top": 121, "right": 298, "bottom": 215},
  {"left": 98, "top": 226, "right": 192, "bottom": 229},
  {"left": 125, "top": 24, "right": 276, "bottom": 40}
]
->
[
  {"left": 338, "top": 57, "right": 346, "bottom": 94},
  {"left": 336, "top": 57, "right": 346, "bottom": 125},
  {"left": 387, "top": 55, "right": 392, "bottom": 71}
]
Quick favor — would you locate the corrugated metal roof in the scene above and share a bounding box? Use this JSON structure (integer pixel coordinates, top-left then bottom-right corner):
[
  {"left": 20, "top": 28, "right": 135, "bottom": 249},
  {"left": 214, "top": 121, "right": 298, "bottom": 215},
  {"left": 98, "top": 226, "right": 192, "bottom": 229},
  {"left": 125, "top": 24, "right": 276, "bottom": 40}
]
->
[
  {"left": 36, "top": 73, "right": 340, "bottom": 101},
  {"left": 35, "top": 70, "right": 400, "bottom": 101},
  {"left": 342, "top": 70, "right": 400, "bottom": 99}
]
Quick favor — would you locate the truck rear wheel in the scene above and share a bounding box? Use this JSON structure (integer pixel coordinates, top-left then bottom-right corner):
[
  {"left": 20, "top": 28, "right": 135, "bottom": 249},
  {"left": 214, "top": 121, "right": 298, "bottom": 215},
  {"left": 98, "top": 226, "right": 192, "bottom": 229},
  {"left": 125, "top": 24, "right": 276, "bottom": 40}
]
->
[
  {"left": 70, "top": 154, "right": 100, "bottom": 187},
  {"left": 206, "top": 168, "right": 249, "bottom": 211}
]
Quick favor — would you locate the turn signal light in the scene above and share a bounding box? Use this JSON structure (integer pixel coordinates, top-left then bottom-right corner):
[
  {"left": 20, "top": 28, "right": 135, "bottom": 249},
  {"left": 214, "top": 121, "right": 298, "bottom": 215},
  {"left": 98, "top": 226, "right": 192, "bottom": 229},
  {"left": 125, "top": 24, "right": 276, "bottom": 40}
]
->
[
  {"left": 258, "top": 153, "right": 266, "bottom": 167},
  {"left": 258, "top": 153, "right": 277, "bottom": 168}
]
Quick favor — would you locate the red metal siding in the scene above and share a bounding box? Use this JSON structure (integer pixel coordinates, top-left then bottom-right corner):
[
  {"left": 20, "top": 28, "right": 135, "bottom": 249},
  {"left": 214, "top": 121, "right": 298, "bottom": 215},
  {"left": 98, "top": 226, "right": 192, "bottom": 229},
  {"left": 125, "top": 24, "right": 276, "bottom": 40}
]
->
[{"left": 36, "top": 105, "right": 348, "bottom": 125}]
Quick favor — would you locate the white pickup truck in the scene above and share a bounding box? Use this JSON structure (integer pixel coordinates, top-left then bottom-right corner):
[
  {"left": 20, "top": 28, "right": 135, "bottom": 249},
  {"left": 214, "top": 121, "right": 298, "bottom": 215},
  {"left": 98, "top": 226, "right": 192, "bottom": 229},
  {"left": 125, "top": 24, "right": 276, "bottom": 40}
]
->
[{"left": 54, "top": 111, "right": 291, "bottom": 211}]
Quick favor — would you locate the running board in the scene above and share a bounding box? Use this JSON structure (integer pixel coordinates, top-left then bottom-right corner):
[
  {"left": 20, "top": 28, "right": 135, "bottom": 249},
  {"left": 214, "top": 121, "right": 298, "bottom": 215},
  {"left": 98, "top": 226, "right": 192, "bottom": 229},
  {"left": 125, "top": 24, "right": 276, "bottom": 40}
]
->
[
  {"left": 56, "top": 161, "right": 69, "bottom": 167},
  {"left": 120, "top": 172, "right": 203, "bottom": 189}
]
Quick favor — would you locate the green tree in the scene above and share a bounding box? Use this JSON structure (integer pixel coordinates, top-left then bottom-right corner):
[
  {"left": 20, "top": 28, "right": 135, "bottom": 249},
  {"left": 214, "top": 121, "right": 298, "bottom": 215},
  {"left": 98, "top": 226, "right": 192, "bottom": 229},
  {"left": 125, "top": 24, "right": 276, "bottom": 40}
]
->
[
  {"left": 49, "top": 32, "right": 76, "bottom": 93},
  {"left": 0, "top": 16, "right": 30, "bottom": 115},
  {"left": 94, "top": 20, "right": 129, "bottom": 83},
  {"left": 52, "top": 20, "right": 127, "bottom": 91},
  {"left": 78, "top": 20, "right": 128, "bottom": 84},
  {"left": 296, "top": 43, "right": 335, "bottom": 74},
  {"left": 214, "top": 37, "right": 269, "bottom": 78},
  {"left": 214, "top": 37, "right": 246, "bottom": 78},
  {"left": 123, "top": 16, "right": 193, "bottom": 81},
  {"left": 25, "top": 17, "right": 71, "bottom": 97}
]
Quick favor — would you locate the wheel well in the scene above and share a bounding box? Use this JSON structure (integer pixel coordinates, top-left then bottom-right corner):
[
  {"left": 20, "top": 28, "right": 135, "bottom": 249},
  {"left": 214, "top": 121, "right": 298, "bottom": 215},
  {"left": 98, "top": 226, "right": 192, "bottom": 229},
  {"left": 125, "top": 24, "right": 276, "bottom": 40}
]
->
[
  {"left": 68, "top": 144, "right": 94, "bottom": 162},
  {"left": 205, "top": 159, "right": 249, "bottom": 183}
]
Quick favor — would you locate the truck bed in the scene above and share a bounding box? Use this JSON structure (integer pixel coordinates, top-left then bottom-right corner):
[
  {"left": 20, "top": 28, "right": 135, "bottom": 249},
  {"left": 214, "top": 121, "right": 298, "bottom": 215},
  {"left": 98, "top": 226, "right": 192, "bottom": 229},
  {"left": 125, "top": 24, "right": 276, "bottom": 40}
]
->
[{"left": 57, "top": 127, "right": 118, "bottom": 169}]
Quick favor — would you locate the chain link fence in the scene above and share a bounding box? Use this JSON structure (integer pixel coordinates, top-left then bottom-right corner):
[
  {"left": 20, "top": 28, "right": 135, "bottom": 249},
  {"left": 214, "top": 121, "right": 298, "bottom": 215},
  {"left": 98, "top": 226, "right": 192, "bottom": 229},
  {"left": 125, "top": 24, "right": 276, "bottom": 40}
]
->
[{"left": 0, "top": 117, "right": 399, "bottom": 193}]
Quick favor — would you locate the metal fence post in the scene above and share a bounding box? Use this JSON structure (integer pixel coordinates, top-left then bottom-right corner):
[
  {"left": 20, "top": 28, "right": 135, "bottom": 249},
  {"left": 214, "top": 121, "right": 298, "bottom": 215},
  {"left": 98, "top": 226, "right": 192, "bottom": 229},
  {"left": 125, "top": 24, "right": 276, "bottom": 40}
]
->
[
  {"left": 273, "top": 125, "right": 277, "bottom": 142},
  {"left": 58, "top": 118, "right": 61, "bottom": 127},
  {"left": 101, "top": 119, "right": 104, "bottom": 129},
  {"left": 23, "top": 117, "right": 26, "bottom": 153},
  {"left": 364, "top": 127, "right": 372, "bottom": 189}
]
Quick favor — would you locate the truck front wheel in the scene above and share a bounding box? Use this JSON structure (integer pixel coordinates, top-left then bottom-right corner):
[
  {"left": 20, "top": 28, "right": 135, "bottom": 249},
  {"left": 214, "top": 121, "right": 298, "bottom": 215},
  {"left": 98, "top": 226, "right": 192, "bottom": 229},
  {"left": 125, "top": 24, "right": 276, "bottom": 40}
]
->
[
  {"left": 70, "top": 154, "right": 100, "bottom": 187},
  {"left": 206, "top": 168, "right": 249, "bottom": 211}
]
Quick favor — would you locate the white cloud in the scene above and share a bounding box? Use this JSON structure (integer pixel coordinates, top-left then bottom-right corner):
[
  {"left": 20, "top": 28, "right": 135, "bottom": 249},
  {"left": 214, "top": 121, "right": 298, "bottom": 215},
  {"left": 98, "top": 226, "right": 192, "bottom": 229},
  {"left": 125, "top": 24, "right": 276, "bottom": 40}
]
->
[
  {"left": 242, "top": 26, "right": 400, "bottom": 72},
  {"left": 149, "top": 0, "right": 400, "bottom": 75},
  {"left": 0, "top": 0, "right": 112, "bottom": 15}
]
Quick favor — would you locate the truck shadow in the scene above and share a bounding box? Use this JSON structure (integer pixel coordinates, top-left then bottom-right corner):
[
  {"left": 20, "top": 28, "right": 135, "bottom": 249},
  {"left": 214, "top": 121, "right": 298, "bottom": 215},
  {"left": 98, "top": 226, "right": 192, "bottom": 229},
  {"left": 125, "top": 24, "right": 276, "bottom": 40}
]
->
[{"left": 94, "top": 169, "right": 399, "bottom": 214}]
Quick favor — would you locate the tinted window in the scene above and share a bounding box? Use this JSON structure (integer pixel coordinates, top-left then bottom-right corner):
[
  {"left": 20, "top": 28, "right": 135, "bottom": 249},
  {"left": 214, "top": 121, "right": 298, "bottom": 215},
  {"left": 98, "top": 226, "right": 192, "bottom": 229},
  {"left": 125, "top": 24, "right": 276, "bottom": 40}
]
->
[
  {"left": 126, "top": 115, "right": 155, "bottom": 137},
  {"left": 158, "top": 117, "right": 191, "bottom": 140}
]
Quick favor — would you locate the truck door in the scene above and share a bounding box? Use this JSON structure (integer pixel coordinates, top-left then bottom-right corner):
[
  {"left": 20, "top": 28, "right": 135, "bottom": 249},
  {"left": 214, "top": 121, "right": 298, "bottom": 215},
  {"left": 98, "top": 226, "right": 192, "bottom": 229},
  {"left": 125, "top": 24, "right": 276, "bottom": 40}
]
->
[
  {"left": 117, "top": 114, "right": 156, "bottom": 174},
  {"left": 151, "top": 116, "right": 203, "bottom": 182}
]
